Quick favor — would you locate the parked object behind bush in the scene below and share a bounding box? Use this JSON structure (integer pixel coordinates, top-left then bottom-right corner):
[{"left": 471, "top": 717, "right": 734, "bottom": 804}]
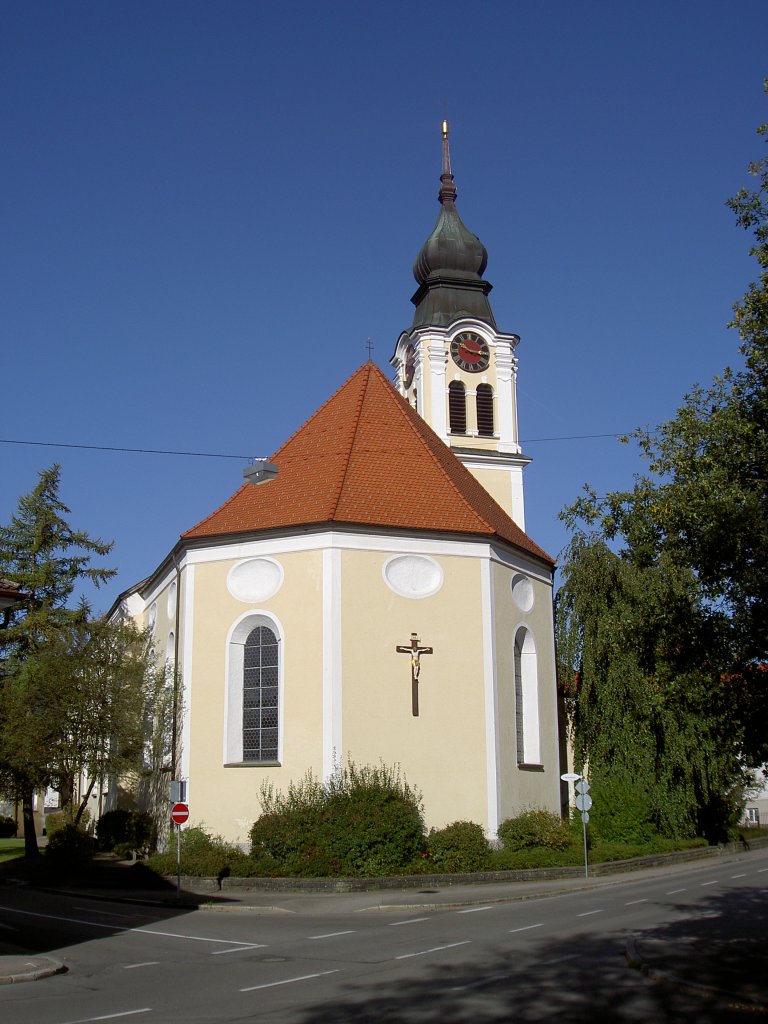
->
[
  {"left": 0, "top": 815, "right": 17, "bottom": 839},
  {"left": 97, "top": 810, "right": 155, "bottom": 855},
  {"left": 427, "top": 821, "right": 489, "bottom": 872},
  {"left": 497, "top": 808, "right": 571, "bottom": 851}
]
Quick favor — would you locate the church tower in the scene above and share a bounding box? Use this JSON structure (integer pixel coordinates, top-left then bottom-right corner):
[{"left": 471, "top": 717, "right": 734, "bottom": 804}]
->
[{"left": 392, "top": 122, "right": 530, "bottom": 528}]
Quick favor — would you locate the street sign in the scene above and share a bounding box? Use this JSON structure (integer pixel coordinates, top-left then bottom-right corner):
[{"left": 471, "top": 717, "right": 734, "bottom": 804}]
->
[
  {"left": 581, "top": 811, "right": 590, "bottom": 824},
  {"left": 575, "top": 793, "right": 593, "bottom": 812},
  {"left": 171, "top": 802, "right": 189, "bottom": 825},
  {"left": 575, "top": 779, "right": 590, "bottom": 795},
  {"left": 560, "top": 772, "right": 581, "bottom": 783}
]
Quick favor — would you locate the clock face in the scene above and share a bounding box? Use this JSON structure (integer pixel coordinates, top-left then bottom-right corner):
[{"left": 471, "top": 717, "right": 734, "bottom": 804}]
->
[
  {"left": 450, "top": 331, "right": 490, "bottom": 372},
  {"left": 404, "top": 345, "right": 415, "bottom": 389}
]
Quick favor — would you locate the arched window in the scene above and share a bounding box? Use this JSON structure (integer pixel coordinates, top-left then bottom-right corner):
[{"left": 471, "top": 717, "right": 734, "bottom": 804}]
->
[
  {"left": 476, "top": 384, "right": 494, "bottom": 437},
  {"left": 514, "top": 627, "right": 541, "bottom": 765},
  {"left": 243, "top": 625, "right": 279, "bottom": 762},
  {"left": 448, "top": 380, "right": 467, "bottom": 433},
  {"left": 225, "top": 615, "right": 282, "bottom": 765}
]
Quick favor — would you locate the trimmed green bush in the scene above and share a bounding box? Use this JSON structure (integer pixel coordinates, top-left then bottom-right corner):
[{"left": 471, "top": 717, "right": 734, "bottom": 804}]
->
[
  {"left": 250, "top": 760, "right": 426, "bottom": 877},
  {"left": 147, "top": 826, "right": 249, "bottom": 877},
  {"left": 0, "top": 815, "right": 17, "bottom": 839},
  {"left": 426, "top": 821, "right": 490, "bottom": 873},
  {"left": 497, "top": 808, "right": 571, "bottom": 852}
]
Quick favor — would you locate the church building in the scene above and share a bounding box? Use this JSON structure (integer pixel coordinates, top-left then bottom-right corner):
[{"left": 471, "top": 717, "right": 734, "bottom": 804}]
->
[{"left": 118, "top": 124, "right": 561, "bottom": 844}]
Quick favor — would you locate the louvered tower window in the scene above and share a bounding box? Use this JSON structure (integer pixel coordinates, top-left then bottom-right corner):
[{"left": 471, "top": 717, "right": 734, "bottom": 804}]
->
[
  {"left": 476, "top": 384, "right": 494, "bottom": 437},
  {"left": 448, "top": 380, "right": 467, "bottom": 433},
  {"left": 243, "top": 625, "right": 279, "bottom": 761}
]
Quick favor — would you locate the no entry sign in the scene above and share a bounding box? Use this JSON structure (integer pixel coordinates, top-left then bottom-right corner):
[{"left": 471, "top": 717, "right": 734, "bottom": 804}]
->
[{"left": 171, "top": 802, "right": 189, "bottom": 825}]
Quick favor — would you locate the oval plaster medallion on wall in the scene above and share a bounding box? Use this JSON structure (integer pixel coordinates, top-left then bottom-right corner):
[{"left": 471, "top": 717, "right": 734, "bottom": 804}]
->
[
  {"left": 383, "top": 555, "right": 443, "bottom": 599},
  {"left": 227, "top": 558, "right": 284, "bottom": 603},
  {"left": 147, "top": 602, "right": 157, "bottom": 634},
  {"left": 511, "top": 573, "right": 534, "bottom": 612}
]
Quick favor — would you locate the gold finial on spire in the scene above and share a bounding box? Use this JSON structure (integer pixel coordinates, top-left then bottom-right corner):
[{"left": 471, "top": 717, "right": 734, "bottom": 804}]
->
[{"left": 439, "top": 117, "right": 455, "bottom": 203}]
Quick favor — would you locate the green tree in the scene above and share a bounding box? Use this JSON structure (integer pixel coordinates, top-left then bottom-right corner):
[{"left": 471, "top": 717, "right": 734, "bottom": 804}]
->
[
  {"left": 0, "top": 465, "right": 114, "bottom": 855},
  {"left": 557, "top": 82, "right": 768, "bottom": 840}
]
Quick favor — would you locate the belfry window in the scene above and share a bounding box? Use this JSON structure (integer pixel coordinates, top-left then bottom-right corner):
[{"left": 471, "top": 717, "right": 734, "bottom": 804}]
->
[
  {"left": 243, "top": 625, "right": 279, "bottom": 762},
  {"left": 476, "top": 384, "right": 494, "bottom": 437},
  {"left": 448, "top": 380, "right": 467, "bottom": 433}
]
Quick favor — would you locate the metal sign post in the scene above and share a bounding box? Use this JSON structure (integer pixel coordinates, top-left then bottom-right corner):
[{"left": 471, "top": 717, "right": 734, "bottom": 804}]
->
[
  {"left": 562, "top": 773, "right": 592, "bottom": 879},
  {"left": 170, "top": 802, "right": 189, "bottom": 900}
]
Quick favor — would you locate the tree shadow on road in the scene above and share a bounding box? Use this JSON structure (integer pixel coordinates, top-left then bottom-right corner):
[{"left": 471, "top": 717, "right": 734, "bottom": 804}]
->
[{"left": 293, "top": 885, "right": 768, "bottom": 1024}]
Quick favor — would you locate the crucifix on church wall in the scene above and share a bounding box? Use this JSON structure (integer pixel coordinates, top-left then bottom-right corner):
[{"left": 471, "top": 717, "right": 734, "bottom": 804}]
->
[{"left": 395, "top": 632, "right": 434, "bottom": 716}]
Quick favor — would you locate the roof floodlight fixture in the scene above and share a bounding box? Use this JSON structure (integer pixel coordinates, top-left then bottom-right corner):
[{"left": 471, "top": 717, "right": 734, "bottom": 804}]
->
[{"left": 243, "top": 459, "right": 278, "bottom": 485}]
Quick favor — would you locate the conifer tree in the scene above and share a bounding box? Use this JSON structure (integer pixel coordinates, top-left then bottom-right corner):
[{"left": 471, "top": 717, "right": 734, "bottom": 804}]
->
[{"left": 0, "top": 465, "right": 114, "bottom": 856}]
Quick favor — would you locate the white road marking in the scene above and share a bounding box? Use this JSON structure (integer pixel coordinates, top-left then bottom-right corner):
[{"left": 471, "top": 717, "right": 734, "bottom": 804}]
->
[
  {"left": 448, "top": 971, "right": 510, "bottom": 992},
  {"left": 396, "top": 940, "right": 471, "bottom": 960},
  {"left": 61, "top": 1011, "right": 151, "bottom": 1023},
  {"left": 625, "top": 899, "right": 648, "bottom": 905},
  {"left": 577, "top": 909, "right": 604, "bottom": 917},
  {"left": 123, "top": 962, "right": 160, "bottom": 969},
  {"left": 308, "top": 930, "right": 356, "bottom": 939},
  {"left": 731, "top": 873, "right": 747, "bottom": 878},
  {"left": 0, "top": 904, "right": 262, "bottom": 948},
  {"left": 457, "top": 905, "right": 494, "bottom": 914},
  {"left": 540, "top": 953, "right": 581, "bottom": 966},
  {"left": 700, "top": 880, "right": 718, "bottom": 886},
  {"left": 758, "top": 867, "right": 768, "bottom": 873},
  {"left": 212, "top": 947, "right": 258, "bottom": 955},
  {"left": 389, "top": 917, "right": 429, "bottom": 926},
  {"left": 509, "top": 923, "right": 543, "bottom": 934},
  {"left": 241, "top": 970, "right": 339, "bottom": 992},
  {"left": 666, "top": 888, "right": 686, "bottom": 894}
]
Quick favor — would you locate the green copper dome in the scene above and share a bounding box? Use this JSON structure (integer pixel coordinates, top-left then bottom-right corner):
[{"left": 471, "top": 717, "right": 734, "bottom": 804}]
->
[{"left": 410, "top": 123, "right": 496, "bottom": 330}]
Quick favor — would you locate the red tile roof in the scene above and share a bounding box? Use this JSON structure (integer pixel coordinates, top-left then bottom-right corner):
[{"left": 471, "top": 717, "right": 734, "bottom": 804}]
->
[{"left": 183, "top": 362, "right": 554, "bottom": 565}]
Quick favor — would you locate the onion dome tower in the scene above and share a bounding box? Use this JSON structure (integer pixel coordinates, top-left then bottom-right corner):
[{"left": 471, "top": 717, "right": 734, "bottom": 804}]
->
[{"left": 392, "top": 122, "right": 531, "bottom": 529}]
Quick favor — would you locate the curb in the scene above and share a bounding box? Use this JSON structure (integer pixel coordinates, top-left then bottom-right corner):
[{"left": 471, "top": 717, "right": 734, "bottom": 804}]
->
[{"left": 0, "top": 956, "right": 66, "bottom": 985}]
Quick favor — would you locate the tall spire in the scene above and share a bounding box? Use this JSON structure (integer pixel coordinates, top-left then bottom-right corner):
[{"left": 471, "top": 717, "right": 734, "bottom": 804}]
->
[
  {"left": 439, "top": 119, "right": 457, "bottom": 204},
  {"left": 410, "top": 121, "right": 496, "bottom": 330}
]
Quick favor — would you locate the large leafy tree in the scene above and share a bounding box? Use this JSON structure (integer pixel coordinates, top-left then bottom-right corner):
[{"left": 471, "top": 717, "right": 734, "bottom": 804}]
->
[
  {"left": 557, "top": 82, "right": 768, "bottom": 841},
  {"left": 0, "top": 468, "right": 114, "bottom": 851}
]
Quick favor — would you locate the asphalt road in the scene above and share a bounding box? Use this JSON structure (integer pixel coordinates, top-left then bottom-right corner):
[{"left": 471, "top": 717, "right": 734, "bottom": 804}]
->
[{"left": 1, "top": 848, "right": 767, "bottom": 1022}]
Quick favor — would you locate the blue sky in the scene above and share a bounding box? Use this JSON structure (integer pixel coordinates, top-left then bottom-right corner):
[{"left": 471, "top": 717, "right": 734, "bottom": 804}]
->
[{"left": 2, "top": 1, "right": 766, "bottom": 611}]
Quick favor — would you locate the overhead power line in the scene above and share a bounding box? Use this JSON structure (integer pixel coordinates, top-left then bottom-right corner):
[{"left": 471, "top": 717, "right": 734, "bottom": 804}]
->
[{"left": 0, "top": 431, "right": 639, "bottom": 462}]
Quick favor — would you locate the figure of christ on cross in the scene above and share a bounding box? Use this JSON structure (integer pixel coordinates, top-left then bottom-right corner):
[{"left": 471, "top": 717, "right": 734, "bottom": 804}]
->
[{"left": 395, "top": 632, "right": 434, "bottom": 716}]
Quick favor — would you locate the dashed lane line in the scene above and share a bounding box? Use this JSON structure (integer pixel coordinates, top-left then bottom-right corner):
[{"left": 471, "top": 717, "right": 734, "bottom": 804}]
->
[
  {"left": 389, "top": 917, "right": 429, "bottom": 926},
  {"left": 456, "top": 906, "right": 494, "bottom": 914},
  {"left": 625, "top": 899, "right": 648, "bottom": 905},
  {"left": 241, "top": 970, "right": 339, "bottom": 992},
  {"left": 509, "top": 923, "right": 543, "bottom": 934},
  {"left": 396, "top": 941, "right": 472, "bottom": 961},
  {"left": 577, "top": 909, "right": 604, "bottom": 917},
  {"left": 308, "top": 930, "right": 356, "bottom": 940}
]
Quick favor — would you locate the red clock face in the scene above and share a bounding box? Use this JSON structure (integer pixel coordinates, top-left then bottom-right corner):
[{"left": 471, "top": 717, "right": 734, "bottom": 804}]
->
[{"left": 451, "top": 331, "right": 490, "bottom": 372}]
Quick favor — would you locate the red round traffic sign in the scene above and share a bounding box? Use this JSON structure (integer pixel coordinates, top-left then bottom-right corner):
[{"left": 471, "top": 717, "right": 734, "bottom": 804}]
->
[{"left": 171, "top": 802, "right": 189, "bottom": 825}]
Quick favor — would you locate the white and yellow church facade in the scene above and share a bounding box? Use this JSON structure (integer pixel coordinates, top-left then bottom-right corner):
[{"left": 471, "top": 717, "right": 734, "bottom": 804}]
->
[{"left": 117, "top": 124, "right": 562, "bottom": 844}]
